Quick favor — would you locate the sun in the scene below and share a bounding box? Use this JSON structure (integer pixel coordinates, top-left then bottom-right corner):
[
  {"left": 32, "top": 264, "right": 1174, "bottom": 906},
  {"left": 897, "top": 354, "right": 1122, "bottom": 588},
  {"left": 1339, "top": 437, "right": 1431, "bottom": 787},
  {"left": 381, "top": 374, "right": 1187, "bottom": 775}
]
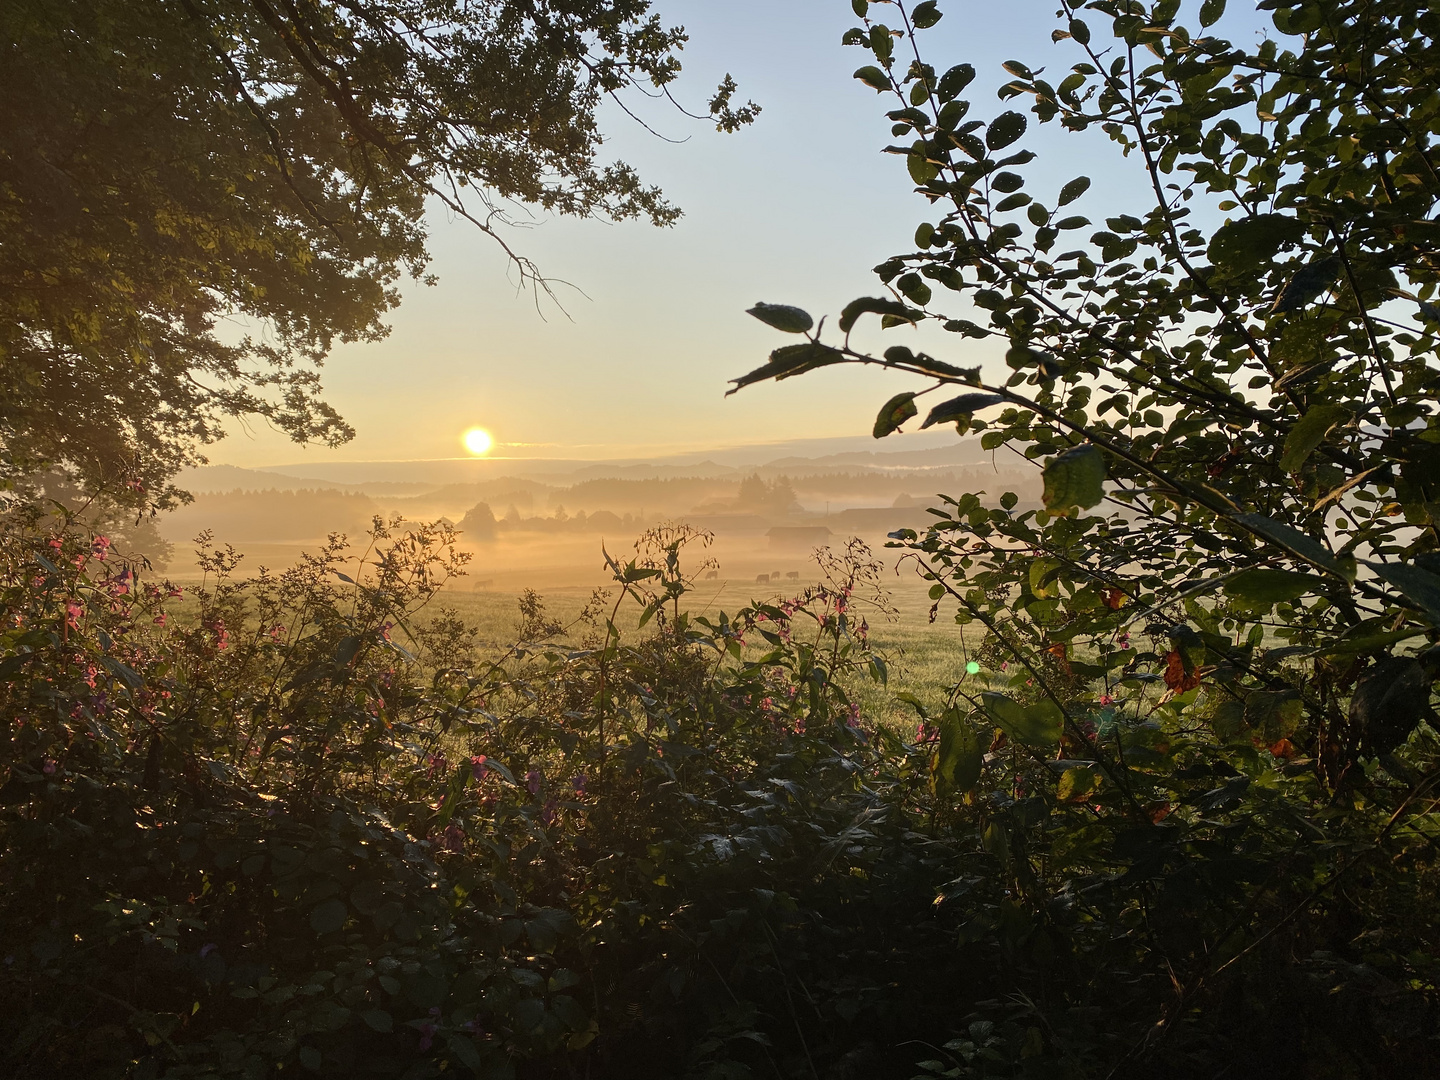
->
[{"left": 462, "top": 427, "right": 493, "bottom": 456}]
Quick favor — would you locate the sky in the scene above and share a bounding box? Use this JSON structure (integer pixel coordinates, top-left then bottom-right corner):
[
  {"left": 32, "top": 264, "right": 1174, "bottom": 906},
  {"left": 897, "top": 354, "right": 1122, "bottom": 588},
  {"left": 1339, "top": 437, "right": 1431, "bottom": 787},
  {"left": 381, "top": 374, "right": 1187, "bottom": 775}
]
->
[{"left": 209, "top": 0, "right": 1262, "bottom": 470}]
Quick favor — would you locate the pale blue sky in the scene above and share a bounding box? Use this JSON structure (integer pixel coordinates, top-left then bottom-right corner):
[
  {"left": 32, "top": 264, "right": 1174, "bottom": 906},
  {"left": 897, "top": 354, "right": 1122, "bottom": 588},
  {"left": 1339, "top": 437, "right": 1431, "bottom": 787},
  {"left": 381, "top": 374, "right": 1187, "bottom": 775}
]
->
[{"left": 212, "top": 0, "right": 1262, "bottom": 469}]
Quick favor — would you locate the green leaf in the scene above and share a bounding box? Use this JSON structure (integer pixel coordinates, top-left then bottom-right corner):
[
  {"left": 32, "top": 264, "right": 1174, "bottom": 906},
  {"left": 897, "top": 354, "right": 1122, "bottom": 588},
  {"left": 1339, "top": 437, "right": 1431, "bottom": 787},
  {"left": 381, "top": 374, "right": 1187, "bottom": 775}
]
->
[
  {"left": 837, "top": 296, "right": 922, "bottom": 333},
  {"left": 985, "top": 111, "right": 1027, "bottom": 150},
  {"left": 874, "top": 392, "right": 919, "bottom": 438},
  {"left": 920, "top": 393, "right": 1004, "bottom": 429},
  {"left": 1369, "top": 561, "right": 1440, "bottom": 625},
  {"left": 851, "top": 0, "right": 868, "bottom": 15},
  {"left": 1225, "top": 568, "right": 1325, "bottom": 606},
  {"left": 911, "top": 1, "right": 943, "bottom": 28},
  {"left": 447, "top": 1035, "right": 484, "bottom": 1071},
  {"left": 1041, "top": 444, "right": 1106, "bottom": 512},
  {"left": 908, "top": 152, "right": 940, "bottom": 184},
  {"left": 1206, "top": 213, "right": 1305, "bottom": 271},
  {"left": 747, "top": 302, "right": 813, "bottom": 334},
  {"left": 728, "top": 342, "right": 845, "bottom": 394},
  {"left": 361, "top": 1009, "right": 393, "bottom": 1033},
  {"left": 854, "top": 65, "right": 890, "bottom": 92},
  {"left": 984, "top": 693, "right": 1063, "bottom": 747},
  {"left": 1056, "top": 765, "right": 1100, "bottom": 801},
  {"left": 1280, "top": 404, "right": 1350, "bottom": 473},
  {"left": 1232, "top": 513, "right": 1341, "bottom": 576},
  {"left": 937, "top": 64, "right": 976, "bottom": 101},
  {"left": 309, "top": 899, "right": 348, "bottom": 935},
  {"left": 1199, "top": 0, "right": 1226, "bottom": 25},
  {"left": 1057, "top": 176, "right": 1090, "bottom": 205},
  {"left": 934, "top": 709, "right": 984, "bottom": 794},
  {"left": 1270, "top": 256, "right": 1341, "bottom": 313},
  {"left": 334, "top": 636, "right": 361, "bottom": 666}
]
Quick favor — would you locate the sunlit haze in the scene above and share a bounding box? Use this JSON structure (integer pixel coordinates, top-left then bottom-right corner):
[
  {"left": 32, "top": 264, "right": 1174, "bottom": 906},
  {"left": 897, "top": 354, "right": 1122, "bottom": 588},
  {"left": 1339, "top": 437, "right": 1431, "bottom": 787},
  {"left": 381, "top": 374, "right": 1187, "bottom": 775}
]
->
[
  {"left": 206, "top": 0, "right": 1173, "bottom": 470},
  {"left": 462, "top": 428, "right": 494, "bottom": 457}
]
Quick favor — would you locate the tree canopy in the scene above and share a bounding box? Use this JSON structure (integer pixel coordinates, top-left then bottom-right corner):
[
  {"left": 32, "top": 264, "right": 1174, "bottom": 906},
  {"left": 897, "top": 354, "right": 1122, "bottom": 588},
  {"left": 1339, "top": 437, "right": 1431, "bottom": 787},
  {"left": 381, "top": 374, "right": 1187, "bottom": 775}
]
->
[{"left": 0, "top": 0, "right": 755, "bottom": 508}]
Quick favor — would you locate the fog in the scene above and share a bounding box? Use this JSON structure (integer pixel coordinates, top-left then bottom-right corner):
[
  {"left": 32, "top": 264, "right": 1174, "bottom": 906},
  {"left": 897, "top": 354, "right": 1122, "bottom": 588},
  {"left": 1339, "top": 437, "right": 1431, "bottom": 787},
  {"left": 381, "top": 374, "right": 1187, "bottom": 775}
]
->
[{"left": 157, "top": 438, "right": 1042, "bottom": 591}]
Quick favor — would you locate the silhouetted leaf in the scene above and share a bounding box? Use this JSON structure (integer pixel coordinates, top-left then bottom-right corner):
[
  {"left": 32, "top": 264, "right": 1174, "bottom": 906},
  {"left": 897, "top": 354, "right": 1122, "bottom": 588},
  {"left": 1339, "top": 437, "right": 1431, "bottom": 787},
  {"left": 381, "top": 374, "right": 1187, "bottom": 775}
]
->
[
  {"left": 747, "top": 302, "right": 813, "bottom": 334},
  {"left": 986, "top": 111, "right": 1027, "bottom": 150},
  {"left": 874, "top": 393, "right": 919, "bottom": 438},
  {"left": 921, "top": 393, "right": 1004, "bottom": 429},
  {"left": 911, "top": 1, "right": 943, "bottom": 28}
]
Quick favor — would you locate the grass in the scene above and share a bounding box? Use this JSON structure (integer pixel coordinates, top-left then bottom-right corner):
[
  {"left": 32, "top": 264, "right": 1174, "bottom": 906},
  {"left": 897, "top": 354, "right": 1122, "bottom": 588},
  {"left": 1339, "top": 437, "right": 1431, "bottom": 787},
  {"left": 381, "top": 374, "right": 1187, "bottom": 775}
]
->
[{"left": 420, "top": 569, "right": 975, "bottom": 735}]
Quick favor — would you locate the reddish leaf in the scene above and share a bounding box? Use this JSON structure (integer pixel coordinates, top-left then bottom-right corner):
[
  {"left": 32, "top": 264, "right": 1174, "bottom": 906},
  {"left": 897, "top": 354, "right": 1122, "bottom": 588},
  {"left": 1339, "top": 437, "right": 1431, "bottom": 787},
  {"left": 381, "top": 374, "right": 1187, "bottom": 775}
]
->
[
  {"left": 1046, "top": 641, "right": 1072, "bottom": 674},
  {"left": 1163, "top": 650, "right": 1202, "bottom": 692},
  {"left": 1103, "top": 587, "right": 1126, "bottom": 610}
]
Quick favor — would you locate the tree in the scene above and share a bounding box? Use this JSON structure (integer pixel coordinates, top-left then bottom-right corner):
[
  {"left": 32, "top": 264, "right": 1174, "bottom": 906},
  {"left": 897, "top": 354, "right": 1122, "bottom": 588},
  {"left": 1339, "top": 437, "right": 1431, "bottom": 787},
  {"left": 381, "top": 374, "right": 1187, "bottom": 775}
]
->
[
  {"left": 0, "top": 0, "right": 755, "bottom": 508},
  {"left": 739, "top": 0, "right": 1440, "bottom": 1067}
]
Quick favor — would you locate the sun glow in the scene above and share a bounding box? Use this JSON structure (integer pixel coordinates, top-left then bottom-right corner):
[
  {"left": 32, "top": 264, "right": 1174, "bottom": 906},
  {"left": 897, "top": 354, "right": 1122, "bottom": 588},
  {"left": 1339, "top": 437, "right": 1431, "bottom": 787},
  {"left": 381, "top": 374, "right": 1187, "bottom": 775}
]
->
[{"left": 462, "top": 427, "right": 494, "bottom": 456}]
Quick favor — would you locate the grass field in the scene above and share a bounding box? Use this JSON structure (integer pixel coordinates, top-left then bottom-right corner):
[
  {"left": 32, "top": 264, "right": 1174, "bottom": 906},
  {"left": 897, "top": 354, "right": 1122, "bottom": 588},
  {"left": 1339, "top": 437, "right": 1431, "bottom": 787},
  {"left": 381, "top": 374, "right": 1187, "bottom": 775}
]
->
[
  {"left": 164, "top": 530, "right": 977, "bottom": 732},
  {"left": 417, "top": 569, "right": 973, "bottom": 734}
]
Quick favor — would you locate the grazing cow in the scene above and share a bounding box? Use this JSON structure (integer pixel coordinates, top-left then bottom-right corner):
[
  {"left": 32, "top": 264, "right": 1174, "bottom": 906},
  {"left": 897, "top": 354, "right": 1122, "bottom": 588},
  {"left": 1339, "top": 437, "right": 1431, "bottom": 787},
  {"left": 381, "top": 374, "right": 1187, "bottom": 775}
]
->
[
  {"left": 785, "top": 571, "right": 800, "bottom": 580},
  {"left": 755, "top": 573, "right": 770, "bottom": 584},
  {"left": 704, "top": 571, "right": 719, "bottom": 580},
  {"left": 771, "top": 571, "right": 781, "bottom": 581}
]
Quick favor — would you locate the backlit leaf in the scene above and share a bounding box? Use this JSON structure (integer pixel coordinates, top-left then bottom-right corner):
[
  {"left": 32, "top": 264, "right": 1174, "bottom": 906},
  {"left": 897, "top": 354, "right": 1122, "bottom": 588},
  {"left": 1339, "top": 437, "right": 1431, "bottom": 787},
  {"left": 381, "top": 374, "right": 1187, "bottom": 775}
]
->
[
  {"left": 933, "top": 708, "right": 984, "bottom": 794},
  {"left": 1279, "top": 404, "right": 1350, "bottom": 473},
  {"left": 983, "top": 692, "right": 1062, "bottom": 747},
  {"left": 1041, "top": 444, "right": 1106, "bottom": 511},
  {"left": 854, "top": 65, "right": 890, "bottom": 91}
]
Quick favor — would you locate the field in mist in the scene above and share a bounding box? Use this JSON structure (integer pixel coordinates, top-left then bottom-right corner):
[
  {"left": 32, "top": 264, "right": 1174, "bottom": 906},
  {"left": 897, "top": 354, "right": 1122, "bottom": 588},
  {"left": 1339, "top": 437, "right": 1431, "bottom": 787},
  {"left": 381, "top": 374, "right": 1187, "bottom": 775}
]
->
[{"left": 151, "top": 439, "right": 1027, "bottom": 726}]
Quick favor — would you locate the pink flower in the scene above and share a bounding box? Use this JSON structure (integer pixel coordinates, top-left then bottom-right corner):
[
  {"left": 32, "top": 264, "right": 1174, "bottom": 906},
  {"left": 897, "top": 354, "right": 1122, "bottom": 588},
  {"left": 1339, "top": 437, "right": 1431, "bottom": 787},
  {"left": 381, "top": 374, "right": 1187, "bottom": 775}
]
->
[
  {"left": 526, "top": 769, "right": 542, "bottom": 796},
  {"left": 42, "top": 759, "right": 56, "bottom": 775},
  {"left": 47, "top": 538, "right": 63, "bottom": 553},
  {"left": 470, "top": 755, "right": 490, "bottom": 782},
  {"left": 846, "top": 703, "right": 861, "bottom": 727},
  {"left": 442, "top": 824, "right": 465, "bottom": 852},
  {"left": 1098, "top": 694, "right": 1115, "bottom": 706},
  {"left": 571, "top": 773, "right": 587, "bottom": 794},
  {"left": 417, "top": 1023, "right": 436, "bottom": 1052},
  {"left": 91, "top": 536, "right": 111, "bottom": 561},
  {"left": 153, "top": 613, "right": 167, "bottom": 628},
  {"left": 540, "top": 798, "right": 558, "bottom": 827},
  {"left": 65, "top": 600, "right": 83, "bottom": 630},
  {"left": 426, "top": 753, "right": 447, "bottom": 777}
]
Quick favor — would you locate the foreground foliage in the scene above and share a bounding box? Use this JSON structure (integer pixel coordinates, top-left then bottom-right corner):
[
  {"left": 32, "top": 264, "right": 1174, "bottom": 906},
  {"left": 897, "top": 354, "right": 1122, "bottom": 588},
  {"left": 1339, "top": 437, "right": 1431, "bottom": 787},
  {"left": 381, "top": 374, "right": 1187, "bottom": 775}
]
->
[
  {"left": 735, "top": 0, "right": 1440, "bottom": 1074},
  {"left": 2, "top": 521, "right": 979, "bottom": 1079}
]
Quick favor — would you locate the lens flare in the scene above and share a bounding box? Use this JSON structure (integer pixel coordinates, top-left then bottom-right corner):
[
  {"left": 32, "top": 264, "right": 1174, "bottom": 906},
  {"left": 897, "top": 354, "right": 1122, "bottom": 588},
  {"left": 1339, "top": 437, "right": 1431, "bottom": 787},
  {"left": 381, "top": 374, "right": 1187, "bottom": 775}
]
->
[{"left": 462, "top": 427, "right": 493, "bottom": 456}]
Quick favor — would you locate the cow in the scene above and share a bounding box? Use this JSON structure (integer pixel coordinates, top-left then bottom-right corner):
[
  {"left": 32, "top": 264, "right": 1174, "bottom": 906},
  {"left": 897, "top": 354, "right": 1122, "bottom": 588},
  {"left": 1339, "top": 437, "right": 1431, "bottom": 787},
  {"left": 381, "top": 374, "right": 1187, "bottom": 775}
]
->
[
  {"left": 704, "top": 571, "right": 719, "bottom": 580},
  {"left": 755, "top": 573, "right": 770, "bottom": 584},
  {"left": 786, "top": 571, "right": 800, "bottom": 580}
]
